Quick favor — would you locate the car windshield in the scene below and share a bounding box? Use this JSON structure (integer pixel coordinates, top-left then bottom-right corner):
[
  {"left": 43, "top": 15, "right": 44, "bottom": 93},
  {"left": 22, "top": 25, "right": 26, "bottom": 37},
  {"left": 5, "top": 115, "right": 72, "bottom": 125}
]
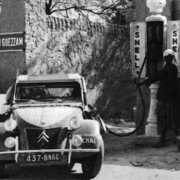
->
[{"left": 15, "top": 82, "right": 82, "bottom": 102}]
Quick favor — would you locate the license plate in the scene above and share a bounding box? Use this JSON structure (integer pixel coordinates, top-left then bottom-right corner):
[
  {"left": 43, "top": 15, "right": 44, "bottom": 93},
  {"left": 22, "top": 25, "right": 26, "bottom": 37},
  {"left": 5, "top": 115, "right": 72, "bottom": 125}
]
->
[{"left": 25, "top": 153, "right": 63, "bottom": 162}]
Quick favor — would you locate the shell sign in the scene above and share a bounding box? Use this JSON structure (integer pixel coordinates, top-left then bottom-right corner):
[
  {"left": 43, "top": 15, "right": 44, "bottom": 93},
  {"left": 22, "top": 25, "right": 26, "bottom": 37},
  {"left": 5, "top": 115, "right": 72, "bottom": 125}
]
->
[{"left": 130, "top": 22, "right": 146, "bottom": 78}]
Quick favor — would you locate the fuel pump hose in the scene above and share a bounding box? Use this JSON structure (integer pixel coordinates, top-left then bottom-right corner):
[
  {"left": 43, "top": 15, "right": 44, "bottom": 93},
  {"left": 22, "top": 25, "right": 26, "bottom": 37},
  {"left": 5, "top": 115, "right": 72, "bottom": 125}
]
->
[{"left": 104, "top": 54, "right": 148, "bottom": 137}]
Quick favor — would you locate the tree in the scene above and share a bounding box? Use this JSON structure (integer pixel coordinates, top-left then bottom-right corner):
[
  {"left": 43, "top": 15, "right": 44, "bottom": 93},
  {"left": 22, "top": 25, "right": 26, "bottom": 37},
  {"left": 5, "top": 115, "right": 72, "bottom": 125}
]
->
[{"left": 45, "top": 0, "right": 135, "bottom": 24}]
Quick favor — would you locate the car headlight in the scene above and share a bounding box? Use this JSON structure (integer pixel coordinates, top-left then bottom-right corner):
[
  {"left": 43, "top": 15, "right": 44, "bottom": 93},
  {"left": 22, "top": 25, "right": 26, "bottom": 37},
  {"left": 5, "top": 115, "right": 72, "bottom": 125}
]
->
[
  {"left": 4, "top": 118, "right": 17, "bottom": 131},
  {"left": 69, "top": 117, "right": 82, "bottom": 130},
  {"left": 4, "top": 137, "right": 16, "bottom": 148}
]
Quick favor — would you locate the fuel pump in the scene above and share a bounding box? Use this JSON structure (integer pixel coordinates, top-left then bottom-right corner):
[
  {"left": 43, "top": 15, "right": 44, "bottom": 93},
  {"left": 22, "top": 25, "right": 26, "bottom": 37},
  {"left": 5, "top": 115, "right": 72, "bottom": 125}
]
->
[
  {"left": 131, "top": 20, "right": 164, "bottom": 79},
  {"left": 104, "top": 0, "right": 180, "bottom": 137},
  {"left": 146, "top": 21, "right": 164, "bottom": 76},
  {"left": 127, "top": 19, "right": 166, "bottom": 137},
  {"left": 105, "top": 20, "right": 166, "bottom": 137}
]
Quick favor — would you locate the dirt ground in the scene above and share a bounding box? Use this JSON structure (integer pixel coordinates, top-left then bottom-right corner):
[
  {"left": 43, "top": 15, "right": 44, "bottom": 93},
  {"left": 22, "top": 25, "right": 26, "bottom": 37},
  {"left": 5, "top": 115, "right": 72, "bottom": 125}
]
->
[{"left": 104, "top": 123, "right": 180, "bottom": 172}]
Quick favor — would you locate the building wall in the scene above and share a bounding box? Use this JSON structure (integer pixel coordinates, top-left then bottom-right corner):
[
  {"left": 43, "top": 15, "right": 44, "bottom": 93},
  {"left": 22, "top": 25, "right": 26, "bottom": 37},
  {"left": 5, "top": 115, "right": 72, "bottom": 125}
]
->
[{"left": 0, "top": 0, "right": 26, "bottom": 93}]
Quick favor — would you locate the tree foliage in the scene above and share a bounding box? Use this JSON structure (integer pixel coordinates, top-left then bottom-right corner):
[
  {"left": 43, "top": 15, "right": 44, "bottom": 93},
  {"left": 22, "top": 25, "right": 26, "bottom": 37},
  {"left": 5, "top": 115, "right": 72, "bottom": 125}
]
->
[{"left": 45, "top": 0, "right": 135, "bottom": 24}]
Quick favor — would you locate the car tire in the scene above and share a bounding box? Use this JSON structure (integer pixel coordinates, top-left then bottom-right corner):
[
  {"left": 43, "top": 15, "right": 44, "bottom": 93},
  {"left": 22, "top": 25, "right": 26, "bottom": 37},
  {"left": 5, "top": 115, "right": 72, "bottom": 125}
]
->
[
  {"left": 68, "top": 160, "right": 75, "bottom": 172},
  {"left": 81, "top": 137, "right": 104, "bottom": 179},
  {"left": 0, "top": 163, "right": 5, "bottom": 177}
]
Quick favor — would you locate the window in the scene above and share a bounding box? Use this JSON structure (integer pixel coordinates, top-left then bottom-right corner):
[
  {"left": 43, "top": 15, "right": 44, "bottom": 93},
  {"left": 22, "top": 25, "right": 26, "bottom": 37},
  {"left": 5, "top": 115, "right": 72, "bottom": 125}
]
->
[{"left": 16, "top": 82, "right": 82, "bottom": 102}]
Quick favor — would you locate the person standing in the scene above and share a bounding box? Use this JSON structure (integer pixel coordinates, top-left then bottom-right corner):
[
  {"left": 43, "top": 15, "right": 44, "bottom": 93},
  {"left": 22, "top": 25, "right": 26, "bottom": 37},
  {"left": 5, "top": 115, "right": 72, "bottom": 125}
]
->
[{"left": 138, "top": 49, "right": 179, "bottom": 148}]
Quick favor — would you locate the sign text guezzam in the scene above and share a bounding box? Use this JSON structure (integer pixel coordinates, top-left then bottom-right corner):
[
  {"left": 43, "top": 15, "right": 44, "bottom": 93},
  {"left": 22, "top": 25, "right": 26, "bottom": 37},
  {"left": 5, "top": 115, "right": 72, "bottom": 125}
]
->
[
  {"left": 0, "top": 32, "right": 25, "bottom": 52},
  {"left": 0, "top": 37, "right": 23, "bottom": 47}
]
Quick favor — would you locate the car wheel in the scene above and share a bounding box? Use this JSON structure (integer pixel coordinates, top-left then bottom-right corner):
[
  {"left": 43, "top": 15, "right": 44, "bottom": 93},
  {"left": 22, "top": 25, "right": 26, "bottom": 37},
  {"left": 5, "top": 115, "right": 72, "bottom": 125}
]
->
[
  {"left": 0, "top": 163, "right": 5, "bottom": 177},
  {"left": 68, "top": 160, "right": 75, "bottom": 172},
  {"left": 81, "top": 137, "right": 104, "bottom": 179}
]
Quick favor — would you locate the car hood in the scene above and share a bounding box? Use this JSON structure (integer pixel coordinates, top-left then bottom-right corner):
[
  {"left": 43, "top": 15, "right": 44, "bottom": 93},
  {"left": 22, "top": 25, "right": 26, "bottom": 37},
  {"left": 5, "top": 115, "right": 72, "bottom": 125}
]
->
[{"left": 14, "top": 106, "right": 83, "bottom": 128}]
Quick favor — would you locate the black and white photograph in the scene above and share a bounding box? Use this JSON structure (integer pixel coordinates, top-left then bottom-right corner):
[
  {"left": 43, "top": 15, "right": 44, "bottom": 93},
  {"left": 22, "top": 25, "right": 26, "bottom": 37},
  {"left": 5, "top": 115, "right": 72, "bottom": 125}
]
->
[{"left": 1, "top": 0, "right": 180, "bottom": 179}]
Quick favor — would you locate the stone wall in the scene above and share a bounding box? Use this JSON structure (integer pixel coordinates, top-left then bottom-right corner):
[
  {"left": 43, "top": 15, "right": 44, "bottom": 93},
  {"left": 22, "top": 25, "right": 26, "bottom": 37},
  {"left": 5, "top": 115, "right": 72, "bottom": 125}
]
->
[{"left": 24, "top": 0, "right": 135, "bottom": 120}]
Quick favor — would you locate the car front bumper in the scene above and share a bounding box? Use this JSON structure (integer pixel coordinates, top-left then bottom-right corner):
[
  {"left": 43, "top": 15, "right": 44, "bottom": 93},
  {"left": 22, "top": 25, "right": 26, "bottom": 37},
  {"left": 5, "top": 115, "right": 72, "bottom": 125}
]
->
[{"left": 0, "top": 137, "right": 100, "bottom": 164}]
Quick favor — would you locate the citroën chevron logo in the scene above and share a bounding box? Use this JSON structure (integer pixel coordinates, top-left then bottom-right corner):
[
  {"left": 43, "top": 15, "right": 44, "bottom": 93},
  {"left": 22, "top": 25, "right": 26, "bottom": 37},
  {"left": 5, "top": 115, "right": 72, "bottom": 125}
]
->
[{"left": 38, "top": 130, "right": 49, "bottom": 143}]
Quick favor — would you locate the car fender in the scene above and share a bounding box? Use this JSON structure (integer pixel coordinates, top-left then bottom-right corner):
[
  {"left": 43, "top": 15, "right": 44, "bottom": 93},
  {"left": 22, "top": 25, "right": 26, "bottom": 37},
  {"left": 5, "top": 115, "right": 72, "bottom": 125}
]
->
[
  {"left": 72, "top": 120, "right": 102, "bottom": 159},
  {"left": 75, "top": 119, "right": 100, "bottom": 135}
]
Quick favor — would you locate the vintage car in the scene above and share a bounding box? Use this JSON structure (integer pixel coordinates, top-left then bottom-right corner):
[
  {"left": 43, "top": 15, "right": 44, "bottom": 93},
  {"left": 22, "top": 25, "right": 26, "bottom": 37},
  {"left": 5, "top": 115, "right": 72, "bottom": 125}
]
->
[{"left": 0, "top": 73, "right": 106, "bottom": 179}]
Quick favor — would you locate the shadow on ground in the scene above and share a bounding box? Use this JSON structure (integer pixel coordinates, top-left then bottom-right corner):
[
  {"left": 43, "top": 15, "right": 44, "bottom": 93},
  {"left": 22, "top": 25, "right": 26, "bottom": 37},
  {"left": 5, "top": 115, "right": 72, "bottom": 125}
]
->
[
  {"left": 104, "top": 131, "right": 180, "bottom": 172},
  {"left": 3, "top": 165, "right": 86, "bottom": 180}
]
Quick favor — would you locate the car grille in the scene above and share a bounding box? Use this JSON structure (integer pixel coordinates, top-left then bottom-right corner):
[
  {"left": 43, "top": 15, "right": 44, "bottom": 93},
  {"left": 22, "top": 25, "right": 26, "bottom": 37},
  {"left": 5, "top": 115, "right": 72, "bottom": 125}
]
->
[{"left": 25, "top": 128, "right": 65, "bottom": 150}]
